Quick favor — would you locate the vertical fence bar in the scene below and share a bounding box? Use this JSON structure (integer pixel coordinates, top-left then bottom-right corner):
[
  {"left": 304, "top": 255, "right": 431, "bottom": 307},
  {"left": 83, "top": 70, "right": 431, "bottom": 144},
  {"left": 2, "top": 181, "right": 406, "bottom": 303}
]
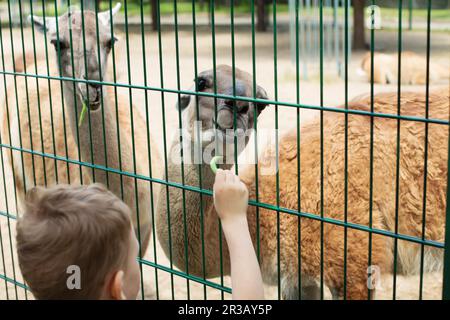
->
[
  {"left": 123, "top": 0, "right": 146, "bottom": 300},
  {"left": 231, "top": 0, "right": 238, "bottom": 175},
  {"left": 93, "top": 1, "right": 110, "bottom": 190},
  {"left": 295, "top": 0, "right": 303, "bottom": 300},
  {"left": 191, "top": 0, "right": 208, "bottom": 300},
  {"left": 343, "top": 0, "right": 349, "bottom": 301},
  {"left": 156, "top": 0, "right": 175, "bottom": 300},
  {"left": 37, "top": 0, "right": 60, "bottom": 188},
  {"left": 54, "top": 0, "right": 72, "bottom": 186},
  {"left": 80, "top": 0, "right": 97, "bottom": 183},
  {"left": 319, "top": 0, "right": 325, "bottom": 300},
  {"left": 271, "top": 0, "right": 281, "bottom": 300},
  {"left": 66, "top": 0, "right": 85, "bottom": 185},
  {"left": 419, "top": 0, "right": 432, "bottom": 300},
  {"left": 137, "top": 0, "right": 160, "bottom": 299},
  {"left": 393, "top": 0, "right": 404, "bottom": 300},
  {"left": 173, "top": 0, "right": 191, "bottom": 300},
  {"left": 143, "top": 0, "right": 160, "bottom": 299},
  {"left": 210, "top": 0, "right": 225, "bottom": 301},
  {"left": 367, "top": 0, "right": 376, "bottom": 301}
]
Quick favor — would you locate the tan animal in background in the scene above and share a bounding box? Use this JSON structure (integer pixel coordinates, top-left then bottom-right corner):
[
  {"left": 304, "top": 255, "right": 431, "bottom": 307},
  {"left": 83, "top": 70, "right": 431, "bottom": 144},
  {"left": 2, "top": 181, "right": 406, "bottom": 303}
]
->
[
  {"left": 360, "top": 51, "right": 449, "bottom": 85},
  {"left": 1, "top": 4, "right": 162, "bottom": 254}
]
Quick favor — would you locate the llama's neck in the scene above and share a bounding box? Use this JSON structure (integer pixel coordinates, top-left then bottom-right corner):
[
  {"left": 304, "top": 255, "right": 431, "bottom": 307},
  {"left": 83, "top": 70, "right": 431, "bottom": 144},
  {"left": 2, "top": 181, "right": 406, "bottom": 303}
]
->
[{"left": 64, "top": 83, "right": 122, "bottom": 192}]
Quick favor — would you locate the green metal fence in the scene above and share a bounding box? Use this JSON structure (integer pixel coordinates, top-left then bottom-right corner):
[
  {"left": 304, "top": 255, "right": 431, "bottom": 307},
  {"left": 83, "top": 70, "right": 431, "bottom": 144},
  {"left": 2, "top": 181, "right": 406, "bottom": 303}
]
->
[{"left": 0, "top": 0, "right": 449, "bottom": 300}]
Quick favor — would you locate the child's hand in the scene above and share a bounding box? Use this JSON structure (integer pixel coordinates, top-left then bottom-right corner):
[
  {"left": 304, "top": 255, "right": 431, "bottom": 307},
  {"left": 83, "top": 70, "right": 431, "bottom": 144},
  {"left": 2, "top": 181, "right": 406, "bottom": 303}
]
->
[{"left": 213, "top": 169, "right": 248, "bottom": 222}]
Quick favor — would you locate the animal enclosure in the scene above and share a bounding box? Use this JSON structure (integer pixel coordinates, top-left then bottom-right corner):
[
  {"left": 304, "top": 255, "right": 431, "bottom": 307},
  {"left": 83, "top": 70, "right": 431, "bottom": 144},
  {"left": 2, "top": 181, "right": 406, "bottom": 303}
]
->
[{"left": 0, "top": 0, "right": 449, "bottom": 300}]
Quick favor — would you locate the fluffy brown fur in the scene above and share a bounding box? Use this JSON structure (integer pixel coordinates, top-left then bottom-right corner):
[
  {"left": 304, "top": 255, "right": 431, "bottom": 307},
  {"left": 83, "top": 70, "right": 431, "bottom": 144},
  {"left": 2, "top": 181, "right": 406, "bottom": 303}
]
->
[
  {"left": 240, "top": 89, "right": 449, "bottom": 299},
  {"left": 360, "top": 51, "right": 449, "bottom": 85}
]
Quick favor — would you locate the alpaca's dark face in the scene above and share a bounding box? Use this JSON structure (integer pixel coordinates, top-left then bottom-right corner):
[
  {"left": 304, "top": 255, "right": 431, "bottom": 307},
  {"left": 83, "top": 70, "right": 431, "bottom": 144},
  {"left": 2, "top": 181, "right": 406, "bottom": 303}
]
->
[
  {"left": 30, "top": 5, "right": 120, "bottom": 110},
  {"left": 177, "top": 65, "right": 269, "bottom": 145}
]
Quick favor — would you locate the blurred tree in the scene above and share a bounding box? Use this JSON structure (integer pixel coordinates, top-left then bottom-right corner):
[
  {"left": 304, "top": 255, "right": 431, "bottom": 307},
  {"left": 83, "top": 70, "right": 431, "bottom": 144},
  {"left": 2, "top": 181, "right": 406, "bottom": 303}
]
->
[
  {"left": 151, "top": 0, "right": 157, "bottom": 31},
  {"left": 257, "top": 0, "right": 269, "bottom": 31},
  {"left": 353, "top": 0, "right": 366, "bottom": 50}
]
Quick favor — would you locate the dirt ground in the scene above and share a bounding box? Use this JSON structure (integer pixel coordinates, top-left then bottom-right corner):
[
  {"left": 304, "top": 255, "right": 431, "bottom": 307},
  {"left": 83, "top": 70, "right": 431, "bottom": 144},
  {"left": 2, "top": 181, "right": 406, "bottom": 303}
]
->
[{"left": 0, "top": 25, "right": 449, "bottom": 300}]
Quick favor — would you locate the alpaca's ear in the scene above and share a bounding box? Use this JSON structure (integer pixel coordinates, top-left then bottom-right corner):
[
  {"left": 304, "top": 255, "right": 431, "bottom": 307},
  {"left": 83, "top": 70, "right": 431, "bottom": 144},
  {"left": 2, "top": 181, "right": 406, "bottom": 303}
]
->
[
  {"left": 98, "top": 3, "right": 121, "bottom": 26},
  {"left": 255, "top": 85, "right": 269, "bottom": 116},
  {"left": 28, "top": 15, "right": 57, "bottom": 34},
  {"left": 176, "top": 94, "right": 191, "bottom": 111}
]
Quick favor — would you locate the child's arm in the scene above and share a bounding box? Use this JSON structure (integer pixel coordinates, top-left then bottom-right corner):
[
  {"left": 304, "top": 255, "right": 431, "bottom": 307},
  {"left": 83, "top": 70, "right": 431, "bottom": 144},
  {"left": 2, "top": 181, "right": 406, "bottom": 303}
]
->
[{"left": 213, "top": 169, "right": 264, "bottom": 300}]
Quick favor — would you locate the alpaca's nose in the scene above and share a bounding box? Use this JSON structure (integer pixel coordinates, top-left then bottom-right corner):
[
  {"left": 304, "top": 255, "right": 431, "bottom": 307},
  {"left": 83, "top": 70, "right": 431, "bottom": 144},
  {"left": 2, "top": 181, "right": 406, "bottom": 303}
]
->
[
  {"left": 224, "top": 99, "right": 249, "bottom": 114},
  {"left": 83, "top": 75, "right": 102, "bottom": 89},
  {"left": 224, "top": 99, "right": 235, "bottom": 108},
  {"left": 89, "top": 82, "right": 101, "bottom": 90}
]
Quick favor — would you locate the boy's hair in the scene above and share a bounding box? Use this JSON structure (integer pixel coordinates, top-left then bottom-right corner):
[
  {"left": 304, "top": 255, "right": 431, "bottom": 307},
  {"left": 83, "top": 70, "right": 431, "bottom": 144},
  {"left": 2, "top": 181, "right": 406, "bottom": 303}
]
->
[{"left": 16, "top": 184, "right": 132, "bottom": 299}]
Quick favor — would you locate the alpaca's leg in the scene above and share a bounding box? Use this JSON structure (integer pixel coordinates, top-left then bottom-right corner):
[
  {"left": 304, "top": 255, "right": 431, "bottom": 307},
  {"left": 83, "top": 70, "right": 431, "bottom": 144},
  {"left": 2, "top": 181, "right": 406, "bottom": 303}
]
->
[
  {"left": 281, "top": 274, "right": 334, "bottom": 300},
  {"left": 397, "top": 241, "right": 443, "bottom": 275},
  {"left": 343, "top": 231, "right": 392, "bottom": 299}
]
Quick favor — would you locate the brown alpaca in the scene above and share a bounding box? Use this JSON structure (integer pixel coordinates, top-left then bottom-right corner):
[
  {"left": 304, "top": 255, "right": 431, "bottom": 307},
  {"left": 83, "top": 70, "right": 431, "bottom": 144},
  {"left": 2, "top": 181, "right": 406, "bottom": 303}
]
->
[
  {"left": 157, "top": 77, "right": 448, "bottom": 299},
  {"left": 360, "top": 51, "right": 449, "bottom": 85},
  {"left": 240, "top": 89, "right": 449, "bottom": 299}
]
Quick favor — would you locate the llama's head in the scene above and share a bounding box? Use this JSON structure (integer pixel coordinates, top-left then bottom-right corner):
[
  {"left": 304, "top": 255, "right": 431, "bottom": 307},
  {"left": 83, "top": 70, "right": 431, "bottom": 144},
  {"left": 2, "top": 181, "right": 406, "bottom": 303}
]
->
[
  {"left": 29, "top": 3, "right": 121, "bottom": 110},
  {"left": 177, "top": 65, "right": 269, "bottom": 160}
]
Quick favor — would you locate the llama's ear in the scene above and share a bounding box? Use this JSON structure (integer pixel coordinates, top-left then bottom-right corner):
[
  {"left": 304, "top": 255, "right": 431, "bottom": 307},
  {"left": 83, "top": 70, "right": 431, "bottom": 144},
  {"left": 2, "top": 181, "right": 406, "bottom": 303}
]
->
[
  {"left": 255, "top": 85, "right": 269, "bottom": 116},
  {"left": 28, "top": 15, "right": 57, "bottom": 34},
  {"left": 176, "top": 94, "right": 191, "bottom": 111},
  {"left": 98, "top": 3, "right": 121, "bottom": 26}
]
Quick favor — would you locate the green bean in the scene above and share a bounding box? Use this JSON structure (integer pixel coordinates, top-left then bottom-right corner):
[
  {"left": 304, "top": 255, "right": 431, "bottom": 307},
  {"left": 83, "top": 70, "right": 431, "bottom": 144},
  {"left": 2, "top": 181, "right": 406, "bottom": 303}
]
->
[
  {"left": 210, "top": 156, "right": 222, "bottom": 174},
  {"left": 78, "top": 102, "right": 88, "bottom": 128}
]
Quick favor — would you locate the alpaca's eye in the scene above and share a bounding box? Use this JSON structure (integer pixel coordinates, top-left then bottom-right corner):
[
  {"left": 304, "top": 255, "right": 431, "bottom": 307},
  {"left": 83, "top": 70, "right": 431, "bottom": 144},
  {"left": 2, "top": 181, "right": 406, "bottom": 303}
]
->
[
  {"left": 106, "top": 37, "right": 118, "bottom": 50},
  {"left": 196, "top": 77, "right": 207, "bottom": 91},
  {"left": 50, "top": 39, "right": 69, "bottom": 51}
]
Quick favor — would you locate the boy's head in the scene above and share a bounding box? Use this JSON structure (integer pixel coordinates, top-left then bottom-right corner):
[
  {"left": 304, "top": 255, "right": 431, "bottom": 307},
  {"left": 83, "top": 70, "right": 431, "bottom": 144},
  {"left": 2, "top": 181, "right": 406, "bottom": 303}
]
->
[{"left": 16, "top": 184, "right": 141, "bottom": 300}]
